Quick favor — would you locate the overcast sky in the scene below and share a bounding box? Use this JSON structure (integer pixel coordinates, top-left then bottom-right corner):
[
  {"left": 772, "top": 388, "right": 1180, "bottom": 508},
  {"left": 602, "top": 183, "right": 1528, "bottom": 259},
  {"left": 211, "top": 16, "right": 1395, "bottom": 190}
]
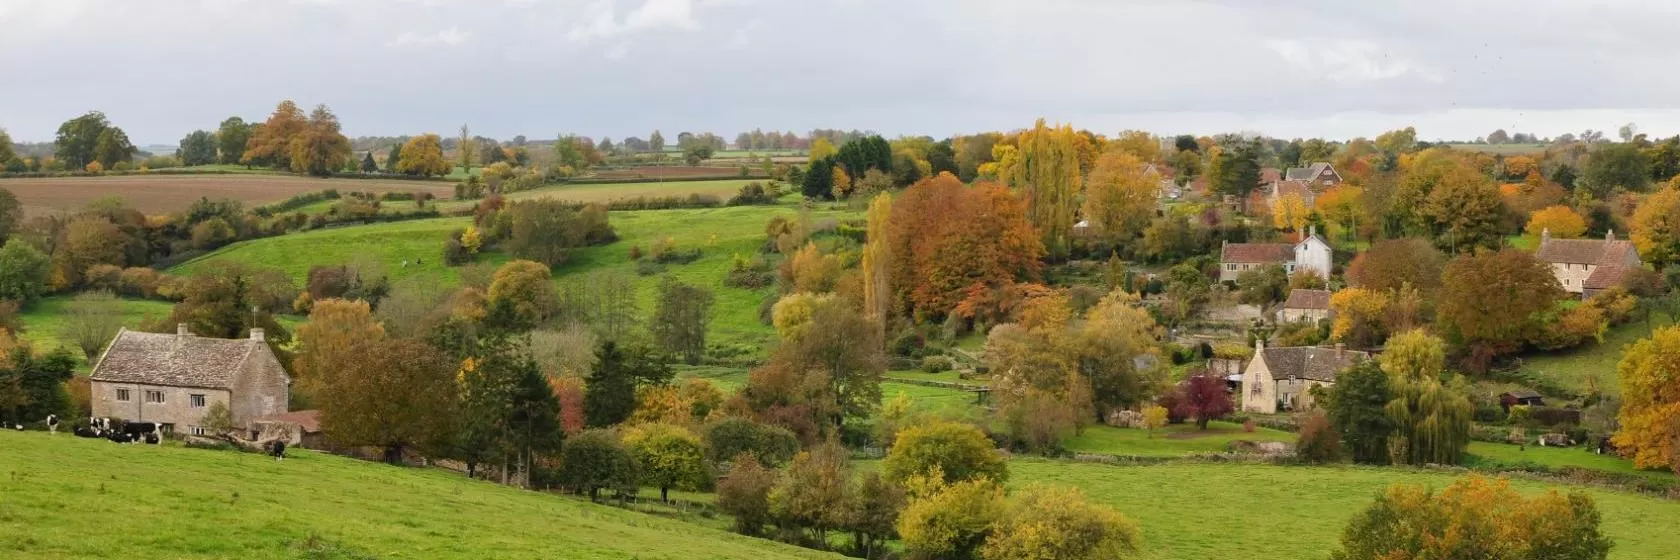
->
[{"left": 4, "top": 0, "right": 1679, "bottom": 145}]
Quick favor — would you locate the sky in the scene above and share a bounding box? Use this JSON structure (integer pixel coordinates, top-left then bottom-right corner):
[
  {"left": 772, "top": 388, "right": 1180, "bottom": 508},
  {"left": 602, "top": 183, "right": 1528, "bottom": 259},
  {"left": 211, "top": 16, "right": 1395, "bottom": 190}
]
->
[{"left": 4, "top": 0, "right": 1680, "bottom": 145}]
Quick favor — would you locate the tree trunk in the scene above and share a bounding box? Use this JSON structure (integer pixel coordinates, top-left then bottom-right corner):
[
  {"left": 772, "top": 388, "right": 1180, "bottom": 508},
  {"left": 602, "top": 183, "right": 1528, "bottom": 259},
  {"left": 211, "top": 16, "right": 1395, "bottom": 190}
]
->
[
  {"left": 589, "top": 486, "right": 599, "bottom": 502},
  {"left": 661, "top": 486, "right": 669, "bottom": 503}
]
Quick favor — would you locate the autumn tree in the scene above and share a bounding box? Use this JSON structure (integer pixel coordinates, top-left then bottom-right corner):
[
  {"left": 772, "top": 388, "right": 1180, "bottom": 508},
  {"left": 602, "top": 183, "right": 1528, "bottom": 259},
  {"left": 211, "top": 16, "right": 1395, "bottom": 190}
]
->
[
  {"left": 1271, "top": 192, "right": 1311, "bottom": 232},
  {"left": 889, "top": 173, "right": 1043, "bottom": 319},
  {"left": 1437, "top": 249, "right": 1562, "bottom": 368},
  {"left": 897, "top": 473, "right": 1006, "bottom": 560},
  {"left": 1005, "top": 119, "right": 1082, "bottom": 259},
  {"left": 486, "top": 260, "right": 558, "bottom": 329},
  {"left": 1526, "top": 205, "right": 1587, "bottom": 239},
  {"left": 703, "top": 416, "right": 800, "bottom": 466},
  {"left": 861, "top": 192, "right": 893, "bottom": 334},
  {"left": 1381, "top": 330, "right": 1472, "bottom": 465},
  {"left": 1423, "top": 166, "right": 1506, "bottom": 253},
  {"left": 318, "top": 337, "right": 458, "bottom": 463},
  {"left": 1081, "top": 149, "right": 1157, "bottom": 244},
  {"left": 583, "top": 341, "right": 673, "bottom": 427},
  {"left": 398, "top": 133, "right": 451, "bottom": 177},
  {"left": 1315, "top": 186, "right": 1369, "bottom": 242},
  {"left": 1329, "top": 288, "right": 1390, "bottom": 348},
  {"left": 883, "top": 420, "right": 1008, "bottom": 486},
  {"left": 1346, "top": 238, "right": 1446, "bottom": 294},
  {"left": 242, "top": 100, "right": 307, "bottom": 169},
  {"left": 288, "top": 104, "right": 352, "bottom": 177},
  {"left": 157, "top": 262, "right": 296, "bottom": 351},
  {"left": 1236, "top": 264, "right": 1289, "bottom": 306},
  {"left": 623, "top": 422, "right": 710, "bottom": 502},
  {"left": 1329, "top": 476, "right": 1611, "bottom": 560},
  {"left": 775, "top": 296, "right": 886, "bottom": 429},
  {"left": 1296, "top": 411, "right": 1343, "bottom": 463},
  {"left": 649, "top": 277, "right": 713, "bottom": 365},
  {"left": 717, "top": 455, "right": 777, "bottom": 535},
  {"left": 1613, "top": 325, "right": 1680, "bottom": 470},
  {"left": 1172, "top": 372, "right": 1234, "bottom": 429},
  {"left": 1074, "top": 290, "right": 1166, "bottom": 414},
  {"left": 980, "top": 485, "right": 1140, "bottom": 560},
  {"left": 844, "top": 471, "right": 906, "bottom": 558},
  {"left": 1631, "top": 186, "right": 1680, "bottom": 269},
  {"left": 769, "top": 441, "right": 851, "bottom": 545},
  {"left": 293, "top": 298, "right": 385, "bottom": 397}
]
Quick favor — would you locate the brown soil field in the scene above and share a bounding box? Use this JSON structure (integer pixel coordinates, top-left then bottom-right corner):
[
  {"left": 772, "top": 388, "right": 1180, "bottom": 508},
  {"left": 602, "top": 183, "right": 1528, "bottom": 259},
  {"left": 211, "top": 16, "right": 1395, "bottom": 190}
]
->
[{"left": 0, "top": 174, "right": 455, "bottom": 217}]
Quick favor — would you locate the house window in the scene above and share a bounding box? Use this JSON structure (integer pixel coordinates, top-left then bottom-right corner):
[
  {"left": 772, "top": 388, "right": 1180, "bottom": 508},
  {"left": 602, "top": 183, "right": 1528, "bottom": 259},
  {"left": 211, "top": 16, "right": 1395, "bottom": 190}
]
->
[
  {"left": 159, "top": 423, "right": 174, "bottom": 435},
  {"left": 190, "top": 426, "right": 207, "bottom": 436},
  {"left": 144, "top": 390, "right": 165, "bottom": 404},
  {"left": 190, "top": 394, "right": 206, "bottom": 408},
  {"left": 1226, "top": 263, "right": 1237, "bottom": 271},
  {"left": 115, "top": 388, "right": 131, "bottom": 402}
]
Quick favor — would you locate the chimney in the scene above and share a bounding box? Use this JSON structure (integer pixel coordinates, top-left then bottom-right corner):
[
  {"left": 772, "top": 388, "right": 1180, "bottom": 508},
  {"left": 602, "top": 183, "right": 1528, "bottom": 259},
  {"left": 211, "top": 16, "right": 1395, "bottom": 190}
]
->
[
  {"left": 250, "top": 328, "right": 266, "bottom": 342},
  {"left": 177, "top": 323, "right": 190, "bottom": 337},
  {"left": 1255, "top": 337, "right": 1265, "bottom": 353},
  {"left": 1607, "top": 229, "right": 1615, "bottom": 241},
  {"left": 1541, "top": 227, "right": 1551, "bottom": 245},
  {"left": 1308, "top": 225, "right": 1317, "bottom": 239}
]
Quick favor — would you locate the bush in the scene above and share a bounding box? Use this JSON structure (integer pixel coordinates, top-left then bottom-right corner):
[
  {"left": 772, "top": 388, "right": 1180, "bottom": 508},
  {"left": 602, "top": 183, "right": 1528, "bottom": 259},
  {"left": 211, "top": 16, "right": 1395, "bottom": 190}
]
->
[
  {"left": 704, "top": 416, "right": 800, "bottom": 466},
  {"left": 920, "top": 356, "right": 954, "bottom": 373},
  {"left": 635, "top": 260, "right": 666, "bottom": 276},
  {"left": 442, "top": 231, "right": 471, "bottom": 266},
  {"left": 1296, "top": 411, "right": 1342, "bottom": 463},
  {"left": 726, "top": 181, "right": 778, "bottom": 206}
]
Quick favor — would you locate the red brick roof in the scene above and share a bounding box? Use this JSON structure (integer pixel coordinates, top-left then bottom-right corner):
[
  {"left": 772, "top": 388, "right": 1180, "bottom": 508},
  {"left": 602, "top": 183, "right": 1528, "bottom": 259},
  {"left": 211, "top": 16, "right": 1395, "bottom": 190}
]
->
[
  {"left": 1260, "top": 167, "right": 1282, "bottom": 184},
  {"left": 1221, "top": 243, "right": 1294, "bottom": 263}
]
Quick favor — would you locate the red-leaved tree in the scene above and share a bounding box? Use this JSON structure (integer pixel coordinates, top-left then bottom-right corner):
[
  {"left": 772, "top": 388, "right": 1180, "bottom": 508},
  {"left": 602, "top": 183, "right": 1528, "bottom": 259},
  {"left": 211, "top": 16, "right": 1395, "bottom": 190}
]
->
[{"left": 1172, "top": 372, "right": 1234, "bottom": 430}]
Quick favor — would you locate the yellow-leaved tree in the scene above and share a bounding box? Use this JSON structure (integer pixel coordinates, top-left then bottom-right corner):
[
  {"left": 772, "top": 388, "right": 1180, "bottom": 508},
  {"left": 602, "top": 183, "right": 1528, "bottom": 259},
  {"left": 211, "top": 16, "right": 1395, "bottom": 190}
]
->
[
  {"left": 1526, "top": 205, "right": 1587, "bottom": 238},
  {"left": 1613, "top": 324, "right": 1680, "bottom": 472},
  {"left": 861, "top": 193, "right": 893, "bottom": 334},
  {"left": 1329, "top": 288, "right": 1390, "bottom": 348},
  {"left": 1081, "top": 149, "right": 1157, "bottom": 243},
  {"left": 1270, "top": 192, "right": 1310, "bottom": 232},
  {"left": 1329, "top": 475, "right": 1611, "bottom": 560},
  {"left": 397, "top": 133, "right": 451, "bottom": 177},
  {"left": 1631, "top": 186, "right": 1680, "bottom": 269}
]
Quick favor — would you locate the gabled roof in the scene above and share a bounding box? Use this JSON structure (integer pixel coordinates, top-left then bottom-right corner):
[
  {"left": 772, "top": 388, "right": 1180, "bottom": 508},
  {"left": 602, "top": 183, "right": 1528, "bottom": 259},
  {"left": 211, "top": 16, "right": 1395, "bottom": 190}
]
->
[
  {"left": 1271, "top": 180, "right": 1313, "bottom": 200},
  {"left": 1535, "top": 237, "right": 1637, "bottom": 265},
  {"left": 1284, "top": 162, "right": 1337, "bottom": 182},
  {"left": 1282, "top": 289, "right": 1332, "bottom": 310},
  {"left": 1260, "top": 167, "right": 1282, "bottom": 184},
  {"left": 1221, "top": 243, "right": 1294, "bottom": 263},
  {"left": 1259, "top": 346, "right": 1367, "bottom": 382},
  {"left": 1584, "top": 265, "right": 1630, "bottom": 290},
  {"left": 89, "top": 328, "right": 268, "bottom": 389},
  {"left": 255, "top": 410, "right": 321, "bottom": 433}
]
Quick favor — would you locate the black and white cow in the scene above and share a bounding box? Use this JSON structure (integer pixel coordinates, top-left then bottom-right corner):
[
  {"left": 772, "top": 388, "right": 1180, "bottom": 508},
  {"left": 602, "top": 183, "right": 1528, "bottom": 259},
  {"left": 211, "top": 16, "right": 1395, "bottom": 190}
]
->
[{"left": 45, "top": 414, "right": 59, "bottom": 434}]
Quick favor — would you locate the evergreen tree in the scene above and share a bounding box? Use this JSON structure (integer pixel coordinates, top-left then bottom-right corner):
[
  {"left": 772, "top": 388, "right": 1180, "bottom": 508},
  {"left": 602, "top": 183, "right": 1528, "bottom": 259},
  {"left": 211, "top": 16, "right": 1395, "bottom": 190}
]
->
[
  {"left": 1323, "top": 361, "right": 1394, "bottom": 464},
  {"left": 584, "top": 342, "right": 673, "bottom": 427},
  {"left": 803, "top": 157, "right": 837, "bottom": 199},
  {"left": 386, "top": 143, "right": 402, "bottom": 173},
  {"left": 360, "top": 151, "right": 378, "bottom": 173}
]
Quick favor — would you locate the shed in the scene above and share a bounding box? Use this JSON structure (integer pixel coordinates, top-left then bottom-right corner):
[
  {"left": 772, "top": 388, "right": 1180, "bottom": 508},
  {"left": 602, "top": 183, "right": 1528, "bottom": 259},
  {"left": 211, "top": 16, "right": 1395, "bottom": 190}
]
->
[{"left": 1498, "top": 391, "right": 1545, "bottom": 411}]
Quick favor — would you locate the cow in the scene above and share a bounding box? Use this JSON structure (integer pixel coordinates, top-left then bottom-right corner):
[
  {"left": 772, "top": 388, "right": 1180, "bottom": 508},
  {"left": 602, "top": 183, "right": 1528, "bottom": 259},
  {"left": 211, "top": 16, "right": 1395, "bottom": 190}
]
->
[
  {"left": 271, "top": 439, "right": 287, "bottom": 462},
  {"left": 45, "top": 414, "right": 59, "bottom": 434},
  {"left": 73, "top": 426, "right": 103, "bottom": 438},
  {"left": 122, "top": 421, "right": 161, "bottom": 444}
]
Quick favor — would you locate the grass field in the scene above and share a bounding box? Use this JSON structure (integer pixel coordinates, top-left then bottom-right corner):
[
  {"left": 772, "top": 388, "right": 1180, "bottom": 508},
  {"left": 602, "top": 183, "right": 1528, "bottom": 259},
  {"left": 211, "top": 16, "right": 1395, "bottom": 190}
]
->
[
  {"left": 0, "top": 431, "right": 834, "bottom": 560},
  {"left": 1519, "top": 315, "right": 1670, "bottom": 396},
  {"left": 1009, "top": 459, "right": 1680, "bottom": 560},
  {"left": 1064, "top": 421, "right": 1295, "bottom": 457},
  {"left": 176, "top": 203, "right": 864, "bottom": 349},
  {"left": 0, "top": 174, "right": 454, "bottom": 218},
  {"left": 13, "top": 296, "right": 177, "bottom": 365},
  {"left": 1444, "top": 142, "right": 1549, "bottom": 156},
  {"left": 1465, "top": 441, "right": 1674, "bottom": 482}
]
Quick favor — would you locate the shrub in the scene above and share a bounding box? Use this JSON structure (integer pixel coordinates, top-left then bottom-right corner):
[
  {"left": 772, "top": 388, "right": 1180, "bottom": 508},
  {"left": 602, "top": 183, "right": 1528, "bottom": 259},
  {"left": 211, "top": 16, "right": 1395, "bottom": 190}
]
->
[
  {"left": 884, "top": 420, "right": 1008, "bottom": 485},
  {"left": 704, "top": 416, "right": 800, "bottom": 466},
  {"left": 716, "top": 455, "right": 777, "bottom": 536},
  {"left": 920, "top": 356, "right": 953, "bottom": 373},
  {"left": 635, "top": 260, "right": 666, "bottom": 276},
  {"left": 1296, "top": 411, "right": 1342, "bottom": 463}
]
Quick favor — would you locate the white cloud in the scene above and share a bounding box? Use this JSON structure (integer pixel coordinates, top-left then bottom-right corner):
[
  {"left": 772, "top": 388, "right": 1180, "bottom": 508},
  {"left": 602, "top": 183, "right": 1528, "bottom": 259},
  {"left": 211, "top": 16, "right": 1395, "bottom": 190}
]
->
[
  {"left": 567, "top": 0, "right": 701, "bottom": 43},
  {"left": 386, "top": 26, "right": 471, "bottom": 48}
]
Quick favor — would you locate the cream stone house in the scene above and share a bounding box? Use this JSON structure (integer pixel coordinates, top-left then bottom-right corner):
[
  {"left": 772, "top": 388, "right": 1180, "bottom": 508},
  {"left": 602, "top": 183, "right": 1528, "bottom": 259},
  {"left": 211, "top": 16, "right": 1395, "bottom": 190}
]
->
[
  {"left": 1278, "top": 289, "right": 1332, "bottom": 323},
  {"left": 1535, "top": 229, "right": 1641, "bottom": 298},
  {"left": 90, "top": 325, "right": 290, "bottom": 436},
  {"left": 1218, "top": 228, "right": 1333, "bottom": 283},
  {"left": 1240, "top": 340, "right": 1367, "bottom": 414}
]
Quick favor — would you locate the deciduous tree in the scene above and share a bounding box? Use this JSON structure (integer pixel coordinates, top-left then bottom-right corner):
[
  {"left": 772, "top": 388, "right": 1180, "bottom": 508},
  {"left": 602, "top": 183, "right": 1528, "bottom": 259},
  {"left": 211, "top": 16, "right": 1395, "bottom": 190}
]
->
[
  {"left": 1631, "top": 186, "right": 1680, "bottom": 269},
  {"left": 1081, "top": 149, "right": 1157, "bottom": 243},
  {"left": 1005, "top": 119, "right": 1082, "bottom": 259},
  {"left": 61, "top": 290, "right": 123, "bottom": 362},
  {"left": 623, "top": 422, "right": 709, "bottom": 502},
  {"left": 889, "top": 174, "right": 1043, "bottom": 319},
  {"left": 178, "top": 130, "right": 218, "bottom": 166},
  {"left": 980, "top": 485, "right": 1140, "bottom": 560},
  {"left": 861, "top": 193, "right": 893, "bottom": 333},
  {"left": 556, "top": 428, "right": 637, "bottom": 501},
  {"left": 1381, "top": 330, "right": 1472, "bottom": 465},
  {"left": 242, "top": 101, "right": 306, "bottom": 169},
  {"left": 1526, "top": 205, "right": 1588, "bottom": 238},
  {"left": 1329, "top": 476, "right": 1611, "bottom": 560},
  {"left": 1612, "top": 324, "right": 1680, "bottom": 470},
  {"left": 1346, "top": 238, "right": 1446, "bottom": 294},
  {"left": 1324, "top": 361, "right": 1394, "bottom": 464},
  {"left": 883, "top": 420, "right": 1007, "bottom": 485},
  {"left": 1172, "top": 372, "right": 1234, "bottom": 429},
  {"left": 717, "top": 454, "right": 777, "bottom": 535},
  {"left": 1437, "top": 249, "right": 1562, "bottom": 368},
  {"left": 1423, "top": 166, "right": 1506, "bottom": 253},
  {"left": 649, "top": 277, "right": 713, "bottom": 365},
  {"left": 293, "top": 298, "right": 385, "bottom": 395},
  {"left": 897, "top": 472, "right": 1005, "bottom": 560},
  {"left": 318, "top": 337, "right": 458, "bottom": 463},
  {"left": 215, "top": 117, "right": 252, "bottom": 165},
  {"left": 1329, "top": 288, "right": 1390, "bottom": 348},
  {"left": 398, "top": 133, "right": 451, "bottom": 177},
  {"left": 0, "top": 239, "right": 50, "bottom": 304}
]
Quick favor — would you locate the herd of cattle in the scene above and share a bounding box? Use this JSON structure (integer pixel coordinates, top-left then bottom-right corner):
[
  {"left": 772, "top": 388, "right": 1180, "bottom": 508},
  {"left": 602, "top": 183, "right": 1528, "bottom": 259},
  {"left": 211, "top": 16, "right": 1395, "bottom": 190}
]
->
[{"left": 10, "top": 414, "right": 166, "bottom": 444}]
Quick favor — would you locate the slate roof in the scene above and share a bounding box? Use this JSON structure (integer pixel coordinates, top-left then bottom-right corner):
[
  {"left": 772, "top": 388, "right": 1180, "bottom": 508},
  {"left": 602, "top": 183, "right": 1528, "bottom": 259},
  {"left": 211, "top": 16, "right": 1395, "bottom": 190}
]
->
[
  {"left": 1282, "top": 289, "right": 1332, "bottom": 310},
  {"left": 1221, "top": 242, "right": 1294, "bottom": 263},
  {"left": 1259, "top": 346, "right": 1367, "bottom": 382},
  {"left": 1535, "top": 238, "right": 1637, "bottom": 266},
  {"left": 1284, "top": 162, "right": 1336, "bottom": 182},
  {"left": 89, "top": 329, "right": 265, "bottom": 389},
  {"left": 1584, "top": 265, "right": 1631, "bottom": 290}
]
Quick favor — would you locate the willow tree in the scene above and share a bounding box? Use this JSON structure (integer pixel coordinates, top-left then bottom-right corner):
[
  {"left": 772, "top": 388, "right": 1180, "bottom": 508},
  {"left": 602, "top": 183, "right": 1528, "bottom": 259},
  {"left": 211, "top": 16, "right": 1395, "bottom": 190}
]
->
[
  {"left": 861, "top": 192, "right": 893, "bottom": 338},
  {"left": 1380, "top": 329, "right": 1472, "bottom": 465},
  {"left": 1005, "top": 119, "right": 1081, "bottom": 260}
]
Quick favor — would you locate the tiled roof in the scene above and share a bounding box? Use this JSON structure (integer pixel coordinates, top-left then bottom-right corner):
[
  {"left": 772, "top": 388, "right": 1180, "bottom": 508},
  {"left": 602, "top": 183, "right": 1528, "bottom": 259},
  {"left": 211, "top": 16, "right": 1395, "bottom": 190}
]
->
[
  {"left": 1272, "top": 180, "right": 1313, "bottom": 200},
  {"left": 1260, "top": 346, "right": 1367, "bottom": 382},
  {"left": 1584, "top": 265, "right": 1630, "bottom": 290},
  {"left": 1285, "top": 162, "right": 1336, "bottom": 182},
  {"left": 1282, "top": 289, "right": 1332, "bottom": 310},
  {"left": 1260, "top": 167, "right": 1282, "bottom": 184},
  {"left": 89, "top": 329, "right": 264, "bottom": 389},
  {"left": 1222, "top": 243, "right": 1294, "bottom": 263},
  {"left": 255, "top": 410, "right": 321, "bottom": 433},
  {"left": 1535, "top": 238, "right": 1636, "bottom": 265}
]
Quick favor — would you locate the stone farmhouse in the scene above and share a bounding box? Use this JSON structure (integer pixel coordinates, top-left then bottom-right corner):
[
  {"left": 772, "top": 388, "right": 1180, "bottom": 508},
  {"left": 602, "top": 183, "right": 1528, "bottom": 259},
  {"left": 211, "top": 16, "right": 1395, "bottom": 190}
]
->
[
  {"left": 1278, "top": 289, "right": 1332, "bottom": 323},
  {"left": 1218, "top": 227, "right": 1333, "bottom": 283},
  {"left": 90, "top": 325, "right": 290, "bottom": 437},
  {"left": 1534, "top": 229, "right": 1641, "bottom": 298},
  {"left": 1283, "top": 162, "right": 1343, "bottom": 187},
  {"left": 1241, "top": 340, "right": 1367, "bottom": 414}
]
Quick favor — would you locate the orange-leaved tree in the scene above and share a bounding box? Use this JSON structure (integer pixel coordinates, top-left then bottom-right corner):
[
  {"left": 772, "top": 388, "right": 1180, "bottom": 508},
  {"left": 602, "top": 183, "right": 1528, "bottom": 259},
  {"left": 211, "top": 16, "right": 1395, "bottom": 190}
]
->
[
  {"left": 1330, "top": 475, "right": 1611, "bottom": 560},
  {"left": 1526, "top": 204, "right": 1587, "bottom": 238},
  {"left": 1613, "top": 324, "right": 1680, "bottom": 472},
  {"left": 1437, "top": 249, "right": 1562, "bottom": 371},
  {"left": 889, "top": 172, "right": 1043, "bottom": 320}
]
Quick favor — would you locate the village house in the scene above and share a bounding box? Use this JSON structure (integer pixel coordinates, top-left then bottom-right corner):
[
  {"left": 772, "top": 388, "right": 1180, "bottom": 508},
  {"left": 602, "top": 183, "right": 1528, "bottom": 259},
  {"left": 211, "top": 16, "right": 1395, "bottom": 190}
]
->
[
  {"left": 251, "top": 409, "right": 325, "bottom": 449},
  {"left": 1241, "top": 340, "right": 1368, "bottom": 414},
  {"left": 90, "top": 325, "right": 290, "bottom": 436},
  {"left": 1284, "top": 162, "right": 1343, "bottom": 187},
  {"left": 1218, "top": 227, "right": 1333, "bottom": 283},
  {"left": 1278, "top": 289, "right": 1332, "bottom": 323},
  {"left": 1534, "top": 229, "right": 1641, "bottom": 297}
]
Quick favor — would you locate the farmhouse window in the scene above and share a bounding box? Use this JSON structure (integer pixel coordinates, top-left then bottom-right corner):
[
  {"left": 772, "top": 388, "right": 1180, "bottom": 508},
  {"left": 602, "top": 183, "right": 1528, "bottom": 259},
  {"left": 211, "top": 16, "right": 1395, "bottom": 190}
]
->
[
  {"left": 190, "top": 394, "right": 206, "bottom": 408},
  {"left": 190, "top": 426, "right": 207, "bottom": 436},
  {"left": 145, "top": 390, "right": 165, "bottom": 404},
  {"left": 115, "top": 388, "right": 131, "bottom": 402}
]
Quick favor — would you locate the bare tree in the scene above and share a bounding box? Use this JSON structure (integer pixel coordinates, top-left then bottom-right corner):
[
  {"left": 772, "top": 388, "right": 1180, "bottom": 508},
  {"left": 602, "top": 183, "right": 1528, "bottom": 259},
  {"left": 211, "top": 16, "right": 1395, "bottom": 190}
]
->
[{"left": 62, "top": 290, "right": 124, "bottom": 361}]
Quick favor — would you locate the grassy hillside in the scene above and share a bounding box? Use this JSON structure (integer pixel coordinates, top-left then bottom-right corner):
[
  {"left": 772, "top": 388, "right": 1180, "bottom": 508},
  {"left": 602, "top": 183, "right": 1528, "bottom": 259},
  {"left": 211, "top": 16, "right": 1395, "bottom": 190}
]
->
[
  {"left": 1520, "top": 316, "right": 1671, "bottom": 396},
  {"left": 13, "top": 296, "right": 176, "bottom": 359},
  {"left": 175, "top": 204, "right": 863, "bottom": 349},
  {"left": 1010, "top": 459, "right": 1680, "bottom": 560},
  {"left": 0, "top": 431, "right": 835, "bottom": 560}
]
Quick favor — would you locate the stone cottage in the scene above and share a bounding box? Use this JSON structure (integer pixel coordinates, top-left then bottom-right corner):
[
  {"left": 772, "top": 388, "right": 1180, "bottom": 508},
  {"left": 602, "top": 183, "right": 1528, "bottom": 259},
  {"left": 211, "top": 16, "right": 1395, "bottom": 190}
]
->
[
  {"left": 1218, "top": 227, "right": 1334, "bottom": 283},
  {"left": 90, "top": 325, "right": 290, "bottom": 437},
  {"left": 1278, "top": 289, "right": 1332, "bottom": 323},
  {"left": 1240, "top": 340, "right": 1367, "bottom": 414},
  {"left": 1534, "top": 229, "right": 1641, "bottom": 298}
]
